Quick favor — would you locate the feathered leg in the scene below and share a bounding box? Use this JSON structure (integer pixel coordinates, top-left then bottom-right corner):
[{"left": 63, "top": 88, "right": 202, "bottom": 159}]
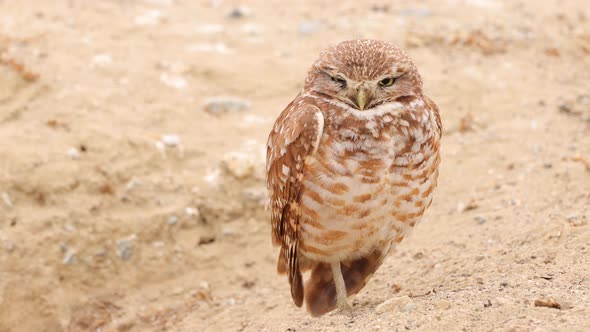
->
[{"left": 330, "top": 262, "right": 353, "bottom": 315}]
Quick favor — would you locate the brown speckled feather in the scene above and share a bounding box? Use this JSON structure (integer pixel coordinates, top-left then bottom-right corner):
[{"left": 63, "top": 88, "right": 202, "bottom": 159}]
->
[{"left": 266, "top": 102, "right": 324, "bottom": 307}]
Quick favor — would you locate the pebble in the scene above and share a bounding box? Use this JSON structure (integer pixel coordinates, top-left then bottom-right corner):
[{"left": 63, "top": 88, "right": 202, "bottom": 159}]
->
[
  {"left": 4, "top": 240, "right": 15, "bottom": 252},
  {"left": 155, "top": 135, "right": 184, "bottom": 157},
  {"left": 222, "top": 226, "right": 236, "bottom": 237},
  {"left": 155, "top": 141, "right": 166, "bottom": 157},
  {"left": 1, "top": 192, "right": 13, "bottom": 208},
  {"left": 203, "top": 168, "right": 221, "bottom": 186},
  {"left": 226, "top": 6, "right": 252, "bottom": 19},
  {"left": 92, "top": 54, "right": 112, "bottom": 67},
  {"left": 195, "top": 24, "right": 225, "bottom": 34},
  {"left": 116, "top": 235, "right": 136, "bottom": 261},
  {"left": 64, "top": 223, "right": 76, "bottom": 232},
  {"left": 67, "top": 147, "right": 80, "bottom": 159},
  {"left": 399, "top": 8, "right": 432, "bottom": 18},
  {"left": 400, "top": 303, "right": 417, "bottom": 313},
  {"left": 474, "top": 216, "right": 487, "bottom": 224},
  {"left": 187, "top": 42, "right": 233, "bottom": 54},
  {"left": 222, "top": 152, "right": 256, "bottom": 179},
  {"left": 375, "top": 295, "right": 412, "bottom": 314},
  {"left": 125, "top": 177, "right": 142, "bottom": 191},
  {"left": 298, "top": 21, "right": 322, "bottom": 36},
  {"left": 435, "top": 299, "right": 451, "bottom": 310},
  {"left": 134, "top": 10, "right": 164, "bottom": 26},
  {"left": 204, "top": 97, "right": 250, "bottom": 115},
  {"left": 161, "top": 134, "right": 181, "bottom": 146},
  {"left": 185, "top": 207, "right": 199, "bottom": 218},
  {"left": 63, "top": 250, "right": 77, "bottom": 265},
  {"left": 167, "top": 215, "right": 178, "bottom": 225},
  {"left": 160, "top": 73, "right": 187, "bottom": 89},
  {"left": 457, "top": 199, "right": 478, "bottom": 213}
]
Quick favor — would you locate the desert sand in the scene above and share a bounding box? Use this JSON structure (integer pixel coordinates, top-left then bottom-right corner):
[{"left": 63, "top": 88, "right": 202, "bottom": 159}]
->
[{"left": 0, "top": 1, "right": 589, "bottom": 331}]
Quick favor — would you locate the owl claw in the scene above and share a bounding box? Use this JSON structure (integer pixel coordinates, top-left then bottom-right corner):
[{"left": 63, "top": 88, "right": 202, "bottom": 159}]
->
[{"left": 333, "top": 301, "right": 354, "bottom": 317}]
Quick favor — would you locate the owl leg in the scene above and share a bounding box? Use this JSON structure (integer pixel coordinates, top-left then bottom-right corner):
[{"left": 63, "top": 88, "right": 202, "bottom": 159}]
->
[{"left": 331, "top": 261, "right": 353, "bottom": 316}]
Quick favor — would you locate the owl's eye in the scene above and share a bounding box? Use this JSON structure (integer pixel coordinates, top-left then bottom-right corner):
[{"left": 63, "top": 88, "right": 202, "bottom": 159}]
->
[
  {"left": 331, "top": 76, "right": 347, "bottom": 87},
  {"left": 379, "top": 77, "right": 396, "bottom": 87}
]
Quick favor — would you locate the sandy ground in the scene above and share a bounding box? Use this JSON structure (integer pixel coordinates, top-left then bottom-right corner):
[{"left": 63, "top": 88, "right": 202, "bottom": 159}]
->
[{"left": 0, "top": 0, "right": 589, "bottom": 331}]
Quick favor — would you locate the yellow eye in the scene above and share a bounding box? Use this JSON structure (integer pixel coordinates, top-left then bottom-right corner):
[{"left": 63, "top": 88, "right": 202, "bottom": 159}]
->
[{"left": 379, "top": 77, "right": 396, "bottom": 87}]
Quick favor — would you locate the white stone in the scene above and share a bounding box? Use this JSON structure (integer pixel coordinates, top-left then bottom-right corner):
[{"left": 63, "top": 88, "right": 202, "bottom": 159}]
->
[{"left": 375, "top": 295, "right": 412, "bottom": 314}]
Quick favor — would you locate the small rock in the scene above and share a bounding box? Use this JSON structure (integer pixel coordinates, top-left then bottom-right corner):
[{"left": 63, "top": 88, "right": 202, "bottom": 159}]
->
[
  {"left": 435, "top": 299, "right": 451, "bottom": 310},
  {"left": 125, "top": 177, "right": 142, "bottom": 191},
  {"left": 92, "top": 54, "right": 112, "bottom": 67},
  {"left": 195, "top": 24, "right": 225, "bottom": 34},
  {"left": 222, "top": 226, "right": 236, "bottom": 237},
  {"left": 187, "top": 42, "right": 233, "bottom": 54},
  {"left": 63, "top": 250, "right": 76, "bottom": 265},
  {"left": 161, "top": 134, "right": 181, "bottom": 146},
  {"left": 566, "top": 214, "right": 587, "bottom": 227},
  {"left": 116, "top": 235, "right": 136, "bottom": 261},
  {"left": 185, "top": 207, "right": 199, "bottom": 218},
  {"left": 298, "top": 21, "right": 322, "bottom": 36},
  {"left": 67, "top": 147, "right": 80, "bottom": 159},
  {"left": 204, "top": 97, "right": 250, "bottom": 115},
  {"left": 375, "top": 295, "right": 412, "bottom": 314},
  {"left": 399, "top": 8, "right": 432, "bottom": 18},
  {"left": 167, "top": 215, "right": 178, "bottom": 225},
  {"left": 155, "top": 141, "right": 166, "bottom": 157},
  {"left": 534, "top": 297, "right": 561, "bottom": 309},
  {"left": 400, "top": 303, "right": 417, "bottom": 312},
  {"left": 1, "top": 192, "right": 13, "bottom": 208},
  {"left": 152, "top": 241, "right": 165, "bottom": 248},
  {"left": 4, "top": 240, "right": 15, "bottom": 252},
  {"left": 198, "top": 234, "right": 216, "bottom": 246},
  {"left": 226, "top": 6, "right": 252, "bottom": 19},
  {"left": 242, "top": 280, "right": 256, "bottom": 289},
  {"left": 457, "top": 198, "right": 478, "bottom": 213},
  {"left": 474, "top": 216, "right": 487, "bottom": 224},
  {"left": 64, "top": 223, "right": 76, "bottom": 232},
  {"left": 134, "top": 10, "right": 164, "bottom": 26},
  {"left": 390, "top": 284, "right": 402, "bottom": 293},
  {"left": 204, "top": 168, "right": 221, "bottom": 186},
  {"left": 221, "top": 152, "right": 256, "bottom": 179},
  {"left": 160, "top": 73, "right": 187, "bottom": 89}
]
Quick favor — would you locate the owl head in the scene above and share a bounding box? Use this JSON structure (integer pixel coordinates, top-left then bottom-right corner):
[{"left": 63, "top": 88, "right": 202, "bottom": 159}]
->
[{"left": 304, "top": 39, "right": 423, "bottom": 111}]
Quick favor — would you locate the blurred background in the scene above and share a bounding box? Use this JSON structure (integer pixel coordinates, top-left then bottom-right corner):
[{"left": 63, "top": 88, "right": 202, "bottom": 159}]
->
[{"left": 0, "top": 1, "right": 589, "bottom": 331}]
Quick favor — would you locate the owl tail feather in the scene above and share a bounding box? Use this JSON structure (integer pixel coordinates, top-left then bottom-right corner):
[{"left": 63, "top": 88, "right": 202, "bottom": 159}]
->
[{"left": 304, "top": 249, "right": 384, "bottom": 317}]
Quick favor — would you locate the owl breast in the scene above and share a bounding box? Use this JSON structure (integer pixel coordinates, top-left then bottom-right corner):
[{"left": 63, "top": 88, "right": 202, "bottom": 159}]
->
[{"left": 298, "top": 106, "right": 441, "bottom": 263}]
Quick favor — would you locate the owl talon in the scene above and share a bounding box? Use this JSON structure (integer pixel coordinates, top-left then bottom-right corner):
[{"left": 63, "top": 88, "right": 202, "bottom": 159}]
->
[{"left": 334, "top": 301, "right": 354, "bottom": 317}]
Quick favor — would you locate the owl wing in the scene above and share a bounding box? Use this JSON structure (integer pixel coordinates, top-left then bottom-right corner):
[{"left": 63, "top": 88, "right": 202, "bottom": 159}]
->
[
  {"left": 266, "top": 101, "right": 324, "bottom": 307},
  {"left": 424, "top": 95, "right": 443, "bottom": 138}
]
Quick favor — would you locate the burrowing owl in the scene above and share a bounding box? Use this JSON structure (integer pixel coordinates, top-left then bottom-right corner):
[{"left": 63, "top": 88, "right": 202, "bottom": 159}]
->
[{"left": 266, "top": 39, "right": 442, "bottom": 317}]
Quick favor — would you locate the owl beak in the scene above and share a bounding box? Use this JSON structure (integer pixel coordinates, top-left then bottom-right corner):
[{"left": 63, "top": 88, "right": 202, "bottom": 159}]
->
[{"left": 355, "top": 89, "right": 372, "bottom": 111}]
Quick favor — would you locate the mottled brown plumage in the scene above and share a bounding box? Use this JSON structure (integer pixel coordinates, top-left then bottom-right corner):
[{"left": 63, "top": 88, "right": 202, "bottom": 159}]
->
[{"left": 266, "top": 39, "right": 442, "bottom": 316}]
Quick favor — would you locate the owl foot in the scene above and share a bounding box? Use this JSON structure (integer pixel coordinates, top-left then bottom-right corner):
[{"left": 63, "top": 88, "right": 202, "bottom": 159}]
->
[{"left": 334, "top": 301, "right": 354, "bottom": 317}]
